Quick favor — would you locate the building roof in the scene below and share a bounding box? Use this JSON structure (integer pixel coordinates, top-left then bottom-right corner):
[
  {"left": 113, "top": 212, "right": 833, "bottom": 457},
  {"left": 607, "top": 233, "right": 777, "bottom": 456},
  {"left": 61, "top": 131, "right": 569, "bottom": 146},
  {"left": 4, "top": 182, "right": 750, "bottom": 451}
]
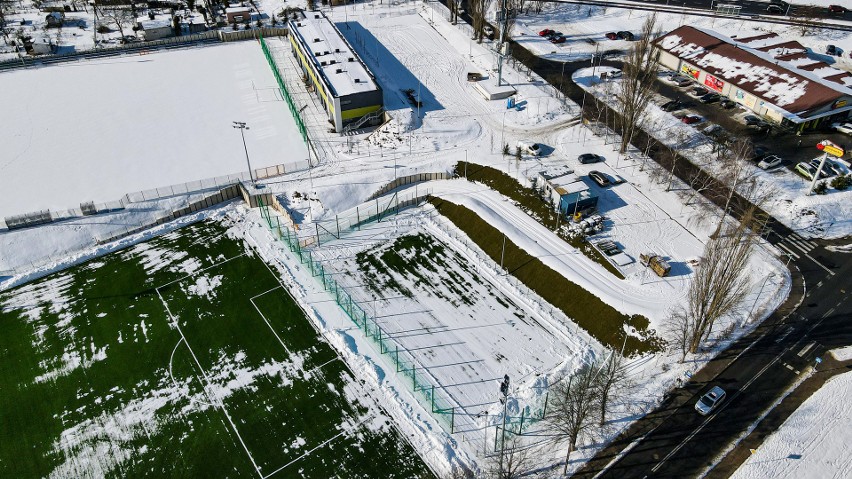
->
[
  {"left": 137, "top": 16, "right": 173, "bottom": 30},
  {"left": 654, "top": 26, "right": 852, "bottom": 120},
  {"left": 288, "top": 12, "right": 378, "bottom": 97}
]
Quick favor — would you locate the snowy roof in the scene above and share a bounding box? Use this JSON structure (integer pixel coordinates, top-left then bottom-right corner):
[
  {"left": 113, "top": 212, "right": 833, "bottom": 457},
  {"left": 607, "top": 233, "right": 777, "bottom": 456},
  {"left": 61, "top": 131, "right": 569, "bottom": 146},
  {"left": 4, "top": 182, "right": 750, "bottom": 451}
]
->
[
  {"left": 137, "top": 16, "right": 172, "bottom": 30},
  {"left": 654, "top": 26, "right": 852, "bottom": 119},
  {"left": 288, "top": 12, "right": 378, "bottom": 97},
  {"left": 225, "top": 7, "right": 251, "bottom": 13},
  {"left": 541, "top": 172, "right": 588, "bottom": 196}
]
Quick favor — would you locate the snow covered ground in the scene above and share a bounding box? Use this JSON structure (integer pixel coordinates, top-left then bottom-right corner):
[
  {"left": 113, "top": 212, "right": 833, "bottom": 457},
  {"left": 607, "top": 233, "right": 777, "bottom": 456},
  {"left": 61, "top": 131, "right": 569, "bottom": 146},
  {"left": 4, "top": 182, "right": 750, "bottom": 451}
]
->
[
  {"left": 731, "top": 370, "right": 852, "bottom": 479},
  {"left": 0, "top": 2, "right": 800, "bottom": 476},
  {"left": 0, "top": 41, "right": 306, "bottom": 218}
]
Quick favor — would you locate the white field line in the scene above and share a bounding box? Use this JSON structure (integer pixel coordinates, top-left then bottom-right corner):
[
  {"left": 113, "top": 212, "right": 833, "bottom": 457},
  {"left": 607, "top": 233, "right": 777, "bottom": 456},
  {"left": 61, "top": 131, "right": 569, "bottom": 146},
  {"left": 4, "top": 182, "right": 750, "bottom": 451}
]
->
[
  {"left": 156, "top": 252, "right": 248, "bottom": 290},
  {"left": 249, "top": 288, "right": 295, "bottom": 357},
  {"left": 155, "top": 286, "right": 263, "bottom": 478},
  {"left": 167, "top": 337, "right": 214, "bottom": 409},
  {"left": 262, "top": 415, "right": 375, "bottom": 479}
]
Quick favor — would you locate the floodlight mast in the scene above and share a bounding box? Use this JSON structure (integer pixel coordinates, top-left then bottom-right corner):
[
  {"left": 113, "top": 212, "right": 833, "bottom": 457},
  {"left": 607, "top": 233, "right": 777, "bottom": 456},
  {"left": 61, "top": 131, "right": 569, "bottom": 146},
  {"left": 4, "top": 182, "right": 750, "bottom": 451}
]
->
[
  {"left": 498, "top": 374, "right": 510, "bottom": 478},
  {"left": 233, "top": 121, "right": 254, "bottom": 185}
]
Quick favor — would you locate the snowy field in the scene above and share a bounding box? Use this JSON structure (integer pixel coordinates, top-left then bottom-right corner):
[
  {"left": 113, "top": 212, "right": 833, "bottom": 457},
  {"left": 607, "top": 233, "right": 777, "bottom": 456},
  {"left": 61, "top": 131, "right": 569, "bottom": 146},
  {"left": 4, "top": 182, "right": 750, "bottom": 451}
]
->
[
  {"left": 731, "top": 371, "right": 852, "bottom": 479},
  {"left": 0, "top": 41, "right": 307, "bottom": 218}
]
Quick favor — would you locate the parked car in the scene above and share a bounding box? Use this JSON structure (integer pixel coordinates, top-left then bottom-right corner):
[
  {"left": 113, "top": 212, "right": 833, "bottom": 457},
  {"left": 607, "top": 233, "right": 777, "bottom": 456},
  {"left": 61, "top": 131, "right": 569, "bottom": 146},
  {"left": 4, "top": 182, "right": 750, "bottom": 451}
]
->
[
  {"left": 719, "top": 97, "right": 737, "bottom": 109},
  {"left": 750, "top": 120, "right": 772, "bottom": 133},
  {"left": 758, "top": 155, "right": 783, "bottom": 170},
  {"left": 673, "top": 76, "right": 692, "bottom": 87},
  {"left": 538, "top": 28, "right": 554, "bottom": 37},
  {"left": 832, "top": 122, "right": 852, "bottom": 135},
  {"left": 607, "top": 69, "right": 622, "bottom": 78},
  {"left": 766, "top": 5, "right": 784, "bottom": 14},
  {"left": 695, "top": 386, "right": 726, "bottom": 416},
  {"left": 545, "top": 31, "right": 563, "bottom": 39},
  {"left": 484, "top": 25, "right": 495, "bottom": 39},
  {"left": 681, "top": 115, "right": 702, "bottom": 125},
  {"left": 826, "top": 44, "right": 839, "bottom": 56},
  {"left": 795, "top": 162, "right": 818, "bottom": 180},
  {"left": 617, "top": 31, "right": 635, "bottom": 41},
  {"left": 661, "top": 99, "right": 683, "bottom": 112},
  {"left": 578, "top": 153, "right": 605, "bottom": 164},
  {"left": 517, "top": 140, "right": 541, "bottom": 156},
  {"left": 588, "top": 170, "right": 611, "bottom": 187},
  {"left": 550, "top": 35, "right": 566, "bottom": 44},
  {"left": 743, "top": 115, "right": 763, "bottom": 126},
  {"left": 605, "top": 32, "right": 618, "bottom": 40},
  {"left": 691, "top": 86, "right": 709, "bottom": 97},
  {"left": 699, "top": 93, "right": 721, "bottom": 104},
  {"left": 828, "top": 5, "right": 846, "bottom": 14},
  {"left": 751, "top": 145, "right": 770, "bottom": 161},
  {"left": 809, "top": 159, "right": 834, "bottom": 178}
]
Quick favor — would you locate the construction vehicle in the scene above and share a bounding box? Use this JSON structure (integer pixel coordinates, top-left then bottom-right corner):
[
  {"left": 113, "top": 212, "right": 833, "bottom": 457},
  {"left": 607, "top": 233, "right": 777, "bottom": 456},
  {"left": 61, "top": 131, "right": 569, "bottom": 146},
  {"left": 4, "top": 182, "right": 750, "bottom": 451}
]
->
[{"left": 640, "top": 253, "right": 671, "bottom": 277}]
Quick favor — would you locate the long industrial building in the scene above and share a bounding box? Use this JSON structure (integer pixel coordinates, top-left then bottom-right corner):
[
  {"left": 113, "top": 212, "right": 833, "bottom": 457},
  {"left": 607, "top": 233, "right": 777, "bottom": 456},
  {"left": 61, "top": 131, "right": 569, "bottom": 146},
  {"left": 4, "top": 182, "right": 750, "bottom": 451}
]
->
[{"left": 288, "top": 12, "right": 383, "bottom": 134}]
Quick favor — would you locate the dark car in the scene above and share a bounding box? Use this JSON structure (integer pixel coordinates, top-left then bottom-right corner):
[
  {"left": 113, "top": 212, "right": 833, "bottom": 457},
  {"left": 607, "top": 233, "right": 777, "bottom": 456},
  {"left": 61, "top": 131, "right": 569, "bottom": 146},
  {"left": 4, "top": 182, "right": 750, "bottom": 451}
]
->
[
  {"left": 751, "top": 145, "right": 770, "bottom": 161},
  {"left": 681, "top": 115, "right": 702, "bottom": 125},
  {"left": 588, "top": 170, "right": 611, "bottom": 187},
  {"left": 744, "top": 114, "right": 763, "bottom": 126},
  {"left": 605, "top": 32, "right": 618, "bottom": 40},
  {"left": 550, "top": 35, "right": 566, "bottom": 44},
  {"left": 699, "top": 93, "right": 721, "bottom": 104},
  {"left": 827, "top": 44, "right": 839, "bottom": 56},
  {"left": 719, "top": 97, "right": 736, "bottom": 109},
  {"left": 692, "top": 86, "right": 709, "bottom": 97},
  {"left": 545, "top": 31, "right": 563, "bottom": 39},
  {"left": 617, "top": 31, "right": 634, "bottom": 41},
  {"left": 828, "top": 5, "right": 846, "bottom": 14},
  {"left": 766, "top": 5, "right": 784, "bottom": 14},
  {"left": 673, "top": 76, "right": 692, "bottom": 87},
  {"left": 748, "top": 120, "right": 771, "bottom": 133},
  {"left": 661, "top": 99, "right": 683, "bottom": 112},
  {"left": 578, "top": 153, "right": 605, "bottom": 164},
  {"left": 538, "top": 28, "right": 554, "bottom": 37}
]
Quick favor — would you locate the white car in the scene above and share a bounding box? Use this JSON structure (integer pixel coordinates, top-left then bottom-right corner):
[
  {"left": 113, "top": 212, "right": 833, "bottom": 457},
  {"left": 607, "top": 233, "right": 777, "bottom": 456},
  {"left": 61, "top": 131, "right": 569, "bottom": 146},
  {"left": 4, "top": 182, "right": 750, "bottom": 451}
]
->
[
  {"left": 758, "top": 155, "right": 783, "bottom": 170},
  {"left": 517, "top": 140, "right": 541, "bottom": 156},
  {"left": 695, "top": 386, "right": 726, "bottom": 416},
  {"left": 832, "top": 122, "right": 852, "bottom": 135}
]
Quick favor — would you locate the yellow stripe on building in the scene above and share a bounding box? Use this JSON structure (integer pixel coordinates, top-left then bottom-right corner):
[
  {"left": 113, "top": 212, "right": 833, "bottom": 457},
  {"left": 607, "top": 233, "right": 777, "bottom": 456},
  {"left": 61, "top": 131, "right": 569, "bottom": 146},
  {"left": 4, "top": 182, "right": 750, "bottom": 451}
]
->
[{"left": 341, "top": 105, "right": 382, "bottom": 120}]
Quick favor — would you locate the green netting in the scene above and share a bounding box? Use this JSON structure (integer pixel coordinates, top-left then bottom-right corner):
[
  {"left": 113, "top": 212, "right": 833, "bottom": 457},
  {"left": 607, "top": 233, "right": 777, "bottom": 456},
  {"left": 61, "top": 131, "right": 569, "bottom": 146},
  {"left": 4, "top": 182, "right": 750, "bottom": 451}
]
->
[{"left": 259, "top": 34, "right": 309, "bottom": 144}]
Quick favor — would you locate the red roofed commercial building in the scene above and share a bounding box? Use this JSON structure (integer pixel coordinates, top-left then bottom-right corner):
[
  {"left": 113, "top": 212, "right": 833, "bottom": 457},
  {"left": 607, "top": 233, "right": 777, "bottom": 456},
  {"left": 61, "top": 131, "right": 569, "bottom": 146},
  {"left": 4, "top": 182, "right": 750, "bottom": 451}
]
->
[{"left": 653, "top": 26, "right": 852, "bottom": 133}]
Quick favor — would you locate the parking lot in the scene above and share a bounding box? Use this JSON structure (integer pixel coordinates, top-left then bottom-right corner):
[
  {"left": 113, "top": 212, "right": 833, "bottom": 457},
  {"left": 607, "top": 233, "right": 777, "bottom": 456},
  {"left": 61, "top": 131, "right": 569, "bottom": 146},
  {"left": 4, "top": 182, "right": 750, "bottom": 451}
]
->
[{"left": 653, "top": 74, "right": 852, "bottom": 173}]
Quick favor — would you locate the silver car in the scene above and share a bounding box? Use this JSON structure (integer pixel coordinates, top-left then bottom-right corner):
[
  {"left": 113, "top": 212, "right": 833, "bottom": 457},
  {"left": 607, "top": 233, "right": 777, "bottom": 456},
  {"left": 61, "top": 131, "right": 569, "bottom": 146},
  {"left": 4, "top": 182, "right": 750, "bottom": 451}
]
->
[{"left": 695, "top": 386, "right": 726, "bottom": 415}]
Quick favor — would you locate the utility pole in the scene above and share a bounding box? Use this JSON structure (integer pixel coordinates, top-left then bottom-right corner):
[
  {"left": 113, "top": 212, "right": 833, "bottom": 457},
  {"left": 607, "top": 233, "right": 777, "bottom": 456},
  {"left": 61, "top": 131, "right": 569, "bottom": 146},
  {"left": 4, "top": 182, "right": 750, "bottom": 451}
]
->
[
  {"left": 496, "top": 0, "right": 510, "bottom": 86},
  {"left": 233, "top": 121, "right": 254, "bottom": 185},
  {"left": 498, "top": 375, "right": 510, "bottom": 479}
]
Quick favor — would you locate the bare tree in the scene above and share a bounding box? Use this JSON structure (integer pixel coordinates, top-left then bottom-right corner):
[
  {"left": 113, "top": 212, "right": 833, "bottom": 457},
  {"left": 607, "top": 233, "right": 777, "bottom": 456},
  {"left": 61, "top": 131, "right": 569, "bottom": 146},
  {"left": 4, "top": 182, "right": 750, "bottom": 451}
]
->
[
  {"left": 791, "top": 6, "right": 823, "bottom": 36},
  {"left": 484, "top": 434, "right": 534, "bottom": 479},
  {"left": 469, "top": 0, "right": 492, "bottom": 43},
  {"left": 97, "top": 5, "right": 135, "bottom": 40},
  {"left": 595, "top": 350, "right": 628, "bottom": 426},
  {"left": 449, "top": 0, "right": 460, "bottom": 25},
  {"left": 545, "top": 365, "right": 600, "bottom": 475},
  {"left": 616, "top": 14, "right": 660, "bottom": 154},
  {"left": 532, "top": 0, "right": 545, "bottom": 14},
  {"left": 666, "top": 208, "right": 758, "bottom": 356}
]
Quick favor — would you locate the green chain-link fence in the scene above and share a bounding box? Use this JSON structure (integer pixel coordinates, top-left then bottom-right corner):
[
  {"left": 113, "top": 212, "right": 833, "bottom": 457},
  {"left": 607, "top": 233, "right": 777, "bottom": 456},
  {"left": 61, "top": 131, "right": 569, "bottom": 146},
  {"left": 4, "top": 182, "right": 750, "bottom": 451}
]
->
[{"left": 259, "top": 34, "right": 309, "bottom": 145}]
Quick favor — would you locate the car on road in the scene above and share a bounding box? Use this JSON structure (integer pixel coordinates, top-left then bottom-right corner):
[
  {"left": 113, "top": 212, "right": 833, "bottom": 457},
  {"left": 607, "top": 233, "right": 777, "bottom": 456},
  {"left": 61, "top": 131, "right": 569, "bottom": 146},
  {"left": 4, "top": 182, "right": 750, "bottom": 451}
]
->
[
  {"left": 605, "top": 32, "right": 618, "bottom": 40},
  {"left": 681, "top": 115, "right": 702, "bottom": 125},
  {"left": 588, "top": 170, "right": 611, "bottom": 187},
  {"left": 538, "top": 28, "right": 554, "bottom": 37},
  {"left": 828, "top": 5, "right": 846, "bottom": 14},
  {"left": 661, "top": 99, "right": 683, "bottom": 112},
  {"left": 832, "top": 122, "right": 852, "bottom": 135},
  {"left": 691, "top": 86, "right": 709, "bottom": 97},
  {"left": 617, "top": 31, "right": 635, "bottom": 41},
  {"left": 550, "top": 35, "right": 566, "bottom": 44},
  {"left": 749, "top": 120, "right": 772, "bottom": 133},
  {"left": 758, "top": 155, "right": 783, "bottom": 170},
  {"left": 578, "top": 153, "right": 605, "bottom": 164},
  {"left": 607, "top": 69, "right": 622, "bottom": 78},
  {"left": 751, "top": 145, "right": 770, "bottom": 161},
  {"left": 695, "top": 386, "right": 726, "bottom": 416},
  {"left": 766, "top": 5, "right": 784, "bottom": 14},
  {"left": 826, "top": 44, "right": 839, "bottom": 56},
  {"left": 719, "top": 97, "right": 737, "bottom": 109},
  {"left": 809, "top": 159, "right": 835, "bottom": 178},
  {"left": 699, "top": 93, "right": 721, "bottom": 104},
  {"left": 545, "top": 31, "right": 563, "bottom": 40}
]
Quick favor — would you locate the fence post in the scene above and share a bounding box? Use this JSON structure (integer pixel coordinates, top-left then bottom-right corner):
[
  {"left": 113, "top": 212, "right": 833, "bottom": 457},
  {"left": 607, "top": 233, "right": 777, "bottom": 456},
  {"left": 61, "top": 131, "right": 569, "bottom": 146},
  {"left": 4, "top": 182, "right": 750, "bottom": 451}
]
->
[
  {"left": 519, "top": 409, "right": 525, "bottom": 434},
  {"left": 412, "top": 366, "right": 416, "bottom": 390},
  {"left": 542, "top": 391, "right": 549, "bottom": 419},
  {"left": 431, "top": 385, "right": 436, "bottom": 412},
  {"left": 315, "top": 223, "right": 321, "bottom": 247},
  {"left": 356, "top": 206, "right": 361, "bottom": 230},
  {"left": 451, "top": 407, "right": 455, "bottom": 433},
  {"left": 336, "top": 215, "right": 340, "bottom": 238},
  {"left": 395, "top": 346, "right": 400, "bottom": 372},
  {"left": 375, "top": 198, "right": 380, "bottom": 222}
]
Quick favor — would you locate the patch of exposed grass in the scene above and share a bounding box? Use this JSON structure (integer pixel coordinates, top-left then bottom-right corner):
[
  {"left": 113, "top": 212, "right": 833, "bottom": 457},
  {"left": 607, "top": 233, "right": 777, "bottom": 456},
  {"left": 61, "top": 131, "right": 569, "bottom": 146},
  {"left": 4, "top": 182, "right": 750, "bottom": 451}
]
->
[
  {"left": 430, "top": 198, "right": 662, "bottom": 356},
  {"left": 455, "top": 162, "right": 625, "bottom": 279}
]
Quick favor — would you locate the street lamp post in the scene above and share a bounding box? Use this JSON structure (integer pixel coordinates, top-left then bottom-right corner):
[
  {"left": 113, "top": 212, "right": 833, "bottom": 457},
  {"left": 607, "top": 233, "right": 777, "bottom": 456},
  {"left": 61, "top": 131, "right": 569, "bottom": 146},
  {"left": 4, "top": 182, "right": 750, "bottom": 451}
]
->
[
  {"left": 498, "top": 374, "right": 510, "bottom": 478},
  {"left": 233, "top": 121, "right": 254, "bottom": 185}
]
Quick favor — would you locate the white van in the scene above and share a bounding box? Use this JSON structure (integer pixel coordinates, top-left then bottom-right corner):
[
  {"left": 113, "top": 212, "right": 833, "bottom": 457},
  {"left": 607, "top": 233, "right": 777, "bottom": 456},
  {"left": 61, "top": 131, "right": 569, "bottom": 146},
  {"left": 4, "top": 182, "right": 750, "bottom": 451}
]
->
[{"left": 517, "top": 140, "right": 541, "bottom": 156}]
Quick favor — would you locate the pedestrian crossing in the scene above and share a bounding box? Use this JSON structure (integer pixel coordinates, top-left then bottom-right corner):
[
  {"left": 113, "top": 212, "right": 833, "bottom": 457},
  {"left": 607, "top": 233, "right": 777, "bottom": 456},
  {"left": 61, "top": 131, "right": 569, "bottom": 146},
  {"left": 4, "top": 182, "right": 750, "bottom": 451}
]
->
[{"left": 775, "top": 232, "right": 818, "bottom": 260}]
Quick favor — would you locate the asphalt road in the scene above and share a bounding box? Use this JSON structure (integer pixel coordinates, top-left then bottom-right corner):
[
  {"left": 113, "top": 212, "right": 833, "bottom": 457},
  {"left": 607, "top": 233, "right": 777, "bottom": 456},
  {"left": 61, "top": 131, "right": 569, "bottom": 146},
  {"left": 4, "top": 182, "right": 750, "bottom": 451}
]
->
[{"left": 550, "top": 0, "right": 852, "bottom": 22}]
